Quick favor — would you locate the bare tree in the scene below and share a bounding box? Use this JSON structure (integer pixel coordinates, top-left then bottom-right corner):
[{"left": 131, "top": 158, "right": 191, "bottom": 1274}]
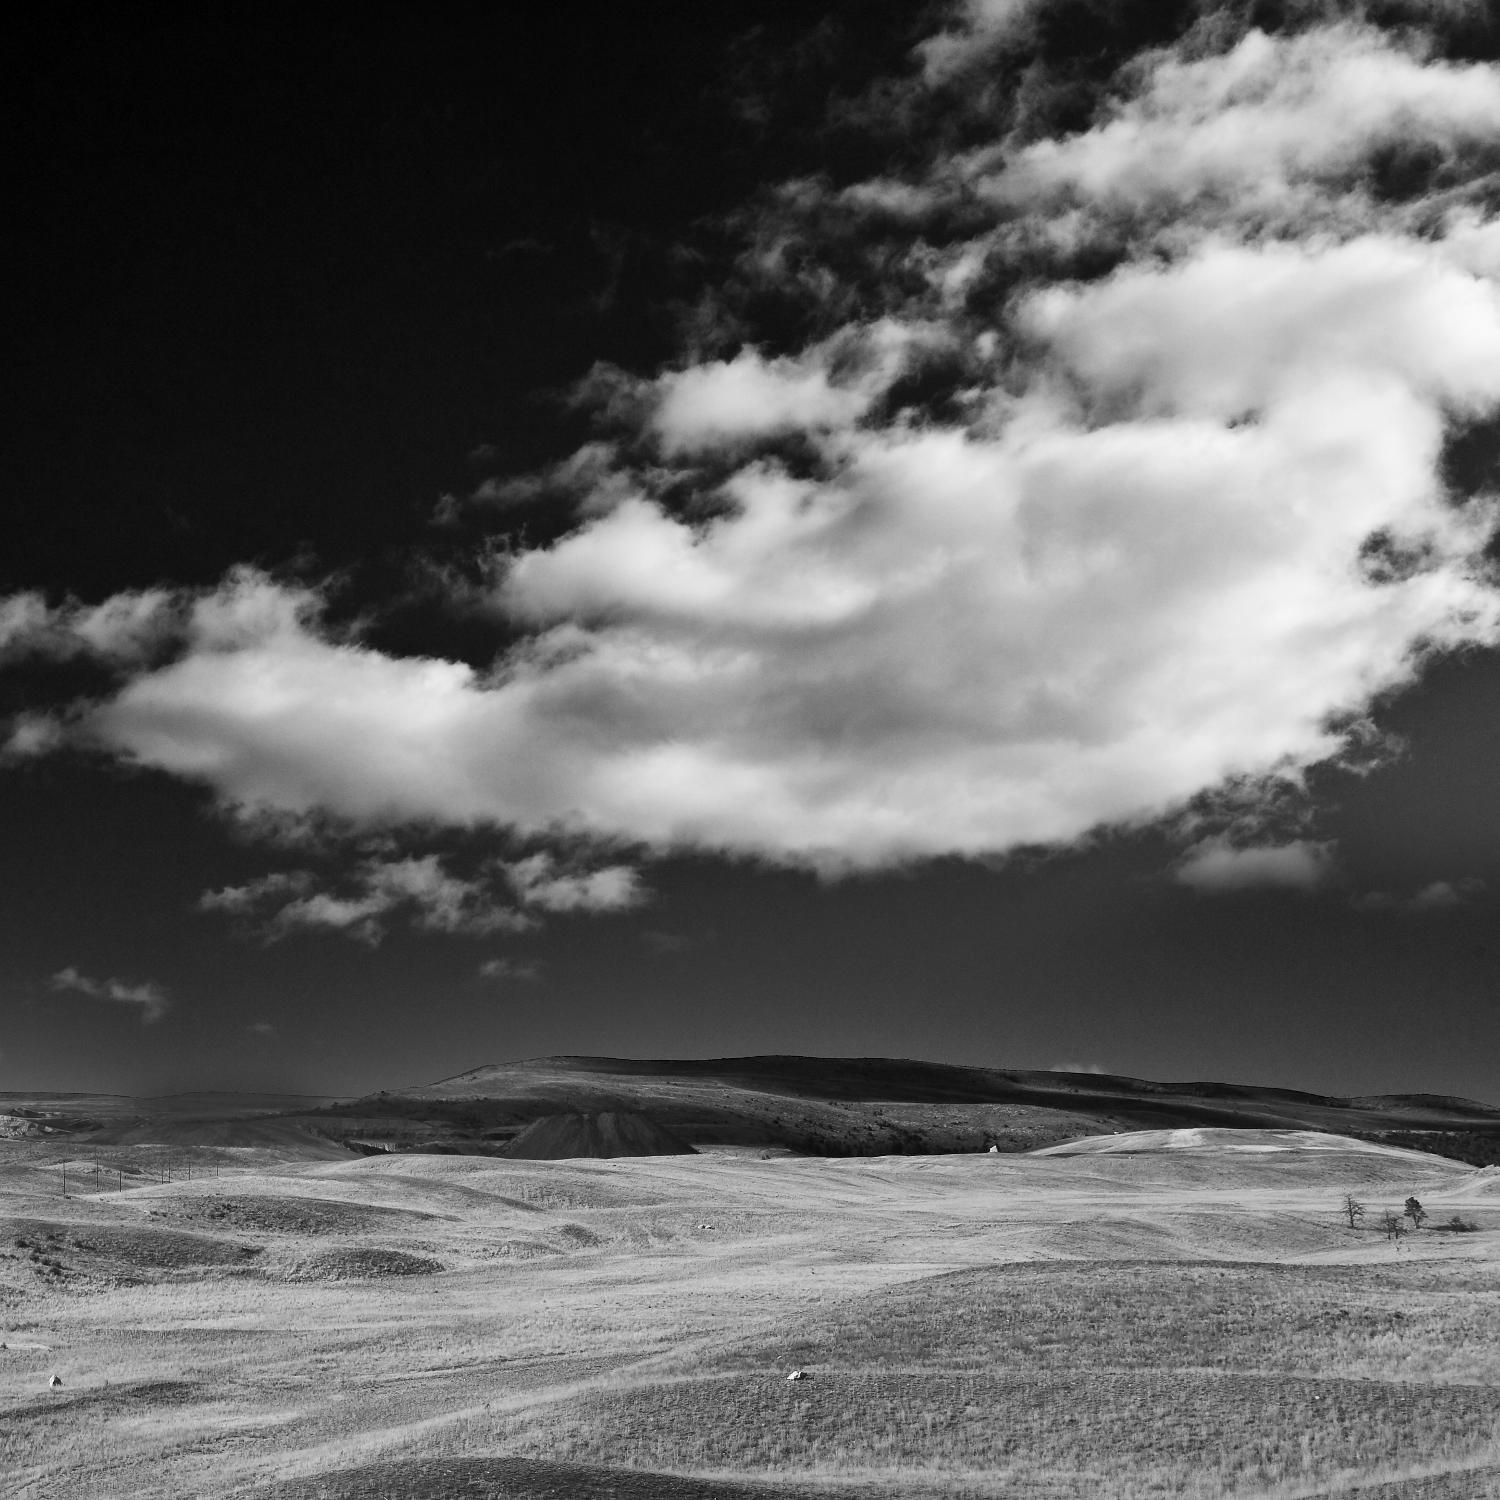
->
[
  {"left": 1404, "top": 1196, "right": 1427, "bottom": 1230},
  {"left": 1381, "top": 1211, "right": 1405, "bottom": 1241},
  {"left": 1341, "top": 1193, "right": 1366, "bottom": 1229}
]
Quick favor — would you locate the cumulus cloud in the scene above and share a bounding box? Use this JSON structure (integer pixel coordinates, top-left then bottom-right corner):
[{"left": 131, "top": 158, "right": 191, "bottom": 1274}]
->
[
  {"left": 500, "top": 854, "right": 644, "bottom": 913},
  {"left": 1173, "top": 839, "right": 1335, "bottom": 893},
  {"left": 200, "top": 858, "right": 532, "bottom": 945},
  {"left": 645, "top": 324, "right": 934, "bottom": 456},
  {"left": 49, "top": 966, "right": 170, "bottom": 1024},
  {"left": 0, "top": 589, "right": 177, "bottom": 663},
  {"left": 7, "top": 3, "right": 1500, "bottom": 879},
  {"left": 990, "top": 25, "right": 1500, "bottom": 219}
]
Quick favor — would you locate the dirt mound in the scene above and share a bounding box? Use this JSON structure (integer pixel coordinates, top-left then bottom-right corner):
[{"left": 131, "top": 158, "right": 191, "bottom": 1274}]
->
[
  {"left": 2, "top": 1218, "right": 257, "bottom": 1280},
  {"left": 502, "top": 1111, "right": 697, "bottom": 1160},
  {"left": 276, "top": 1247, "right": 443, "bottom": 1281},
  {"left": 138, "top": 1192, "right": 436, "bottom": 1236}
]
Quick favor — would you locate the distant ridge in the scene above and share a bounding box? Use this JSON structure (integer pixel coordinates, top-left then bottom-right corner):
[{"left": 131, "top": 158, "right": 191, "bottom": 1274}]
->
[
  {"left": 418, "top": 1055, "right": 1500, "bottom": 1121},
  {"left": 351, "top": 1054, "right": 1500, "bottom": 1160},
  {"left": 8, "top": 1056, "right": 1499, "bottom": 1161}
]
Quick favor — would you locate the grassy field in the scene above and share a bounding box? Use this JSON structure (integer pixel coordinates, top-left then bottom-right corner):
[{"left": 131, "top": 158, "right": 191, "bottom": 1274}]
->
[{"left": 1, "top": 1133, "right": 1498, "bottom": 1497}]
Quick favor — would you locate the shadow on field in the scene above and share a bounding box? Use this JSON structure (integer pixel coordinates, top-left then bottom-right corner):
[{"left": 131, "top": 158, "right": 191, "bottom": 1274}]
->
[{"left": 252, "top": 1455, "right": 888, "bottom": 1499}]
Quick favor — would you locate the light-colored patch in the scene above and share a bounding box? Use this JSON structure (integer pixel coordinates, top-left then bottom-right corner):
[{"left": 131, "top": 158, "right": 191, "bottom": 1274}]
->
[{"left": 1032, "top": 1127, "right": 1459, "bottom": 1160}]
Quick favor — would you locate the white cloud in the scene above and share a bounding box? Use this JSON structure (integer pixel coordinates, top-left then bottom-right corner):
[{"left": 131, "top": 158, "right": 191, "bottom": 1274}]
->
[
  {"left": 65, "top": 251, "right": 1500, "bottom": 866},
  {"left": 1025, "top": 236, "right": 1500, "bottom": 421},
  {"left": 200, "top": 857, "right": 531, "bottom": 944},
  {"left": 991, "top": 25, "right": 1500, "bottom": 218},
  {"left": 3, "top": 713, "right": 66, "bottom": 760},
  {"left": 9, "top": 9, "right": 1500, "bottom": 880},
  {"left": 502, "top": 854, "right": 643, "bottom": 913},
  {"left": 651, "top": 348, "right": 872, "bottom": 455},
  {"left": 916, "top": 0, "right": 1038, "bottom": 83},
  {"left": 49, "top": 966, "right": 170, "bottom": 1024},
  {"left": 0, "top": 593, "right": 51, "bottom": 653},
  {"left": 0, "top": 587, "right": 176, "bottom": 663},
  {"left": 1173, "top": 839, "right": 1335, "bottom": 893}
]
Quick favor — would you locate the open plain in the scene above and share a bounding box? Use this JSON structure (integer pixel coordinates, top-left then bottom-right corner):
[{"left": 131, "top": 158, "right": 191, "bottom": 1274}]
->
[{"left": 3, "top": 1127, "right": 1500, "bottom": 1498}]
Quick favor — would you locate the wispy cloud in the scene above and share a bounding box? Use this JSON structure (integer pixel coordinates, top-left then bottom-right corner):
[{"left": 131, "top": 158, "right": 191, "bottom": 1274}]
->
[
  {"left": 0, "top": 588, "right": 178, "bottom": 663},
  {"left": 200, "top": 848, "right": 642, "bottom": 944},
  {"left": 500, "top": 854, "right": 643, "bottom": 913},
  {"left": 477, "top": 956, "right": 541, "bottom": 983},
  {"left": 200, "top": 857, "right": 533, "bottom": 946},
  {"left": 49, "top": 966, "right": 170, "bottom": 1024},
  {"left": 1173, "top": 839, "right": 1335, "bottom": 894},
  {"left": 1354, "top": 876, "right": 1486, "bottom": 912},
  {"left": 6, "top": 5, "right": 1500, "bottom": 880}
]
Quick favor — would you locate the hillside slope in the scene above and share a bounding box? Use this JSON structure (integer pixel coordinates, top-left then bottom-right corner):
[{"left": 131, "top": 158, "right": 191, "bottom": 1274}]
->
[
  {"left": 333, "top": 1056, "right": 1500, "bottom": 1159},
  {"left": 8, "top": 1058, "right": 1499, "bottom": 1160}
]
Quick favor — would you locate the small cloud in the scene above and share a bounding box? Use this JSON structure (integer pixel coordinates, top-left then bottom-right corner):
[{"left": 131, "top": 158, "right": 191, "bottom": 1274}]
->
[
  {"left": 501, "top": 855, "right": 645, "bottom": 914},
  {"left": 478, "top": 957, "right": 541, "bottom": 983},
  {"left": 1050, "top": 1061, "right": 1106, "bottom": 1075},
  {"left": 1173, "top": 839, "right": 1334, "bottom": 894},
  {"left": 3, "top": 713, "right": 66, "bottom": 761},
  {"left": 0, "top": 587, "right": 177, "bottom": 664},
  {"left": 201, "top": 857, "right": 532, "bottom": 945},
  {"left": 49, "top": 966, "right": 170, "bottom": 1024},
  {"left": 915, "top": 0, "right": 1037, "bottom": 84},
  {"left": 1354, "top": 877, "right": 1485, "bottom": 913},
  {"left": 246, "top": 1021, "right": 278, "bottom": 1039},
  {"left": 200, "top": 869, "right": 316, "bottom": 916}
]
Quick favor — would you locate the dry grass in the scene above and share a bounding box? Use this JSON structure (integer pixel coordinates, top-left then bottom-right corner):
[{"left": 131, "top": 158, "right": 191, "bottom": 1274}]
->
[{"left": 1, "top": 1135, "right": 1497, "bottom": 1498}]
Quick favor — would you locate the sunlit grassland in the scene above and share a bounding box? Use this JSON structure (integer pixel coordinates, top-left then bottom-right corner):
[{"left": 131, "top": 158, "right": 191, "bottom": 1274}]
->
[
  {"left": 2, "top": 1142, "right": 1499, "bottom": 1497},
  {"left": 494, "top": 1257, "right": 1500, "bottom": 1495}
]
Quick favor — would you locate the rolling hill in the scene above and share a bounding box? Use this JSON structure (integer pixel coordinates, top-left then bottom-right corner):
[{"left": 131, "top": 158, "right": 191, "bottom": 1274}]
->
[{"left": 10, "top": 1056, "right": 1496, "bottom": 1162}]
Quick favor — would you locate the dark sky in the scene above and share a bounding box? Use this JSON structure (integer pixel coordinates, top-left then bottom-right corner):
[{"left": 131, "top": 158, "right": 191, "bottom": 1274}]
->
[{"left": 6, "top": 1, "right": 1500, "bottom": 1102}]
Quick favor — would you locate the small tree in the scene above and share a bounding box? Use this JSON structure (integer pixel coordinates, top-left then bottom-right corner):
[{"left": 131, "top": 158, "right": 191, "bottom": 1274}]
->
[
  {"left": 1381, "top": 1211, "right": 1405, "bottom": 1241},
  {"left": 1341, "top": 1193, "right": 1366, "bottom": 1229},
  {"left": 1404, "top": 1196, "right": 1427, "bottom": 1231}
]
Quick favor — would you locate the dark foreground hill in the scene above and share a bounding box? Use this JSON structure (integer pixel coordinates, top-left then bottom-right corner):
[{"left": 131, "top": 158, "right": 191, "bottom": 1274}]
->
[
  {"left": 503, "top": 1110, "right": 697, "bottom": 1160},
  {"left": 6, "top": 1057, "right": 1500, "bottom": 1160}
]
